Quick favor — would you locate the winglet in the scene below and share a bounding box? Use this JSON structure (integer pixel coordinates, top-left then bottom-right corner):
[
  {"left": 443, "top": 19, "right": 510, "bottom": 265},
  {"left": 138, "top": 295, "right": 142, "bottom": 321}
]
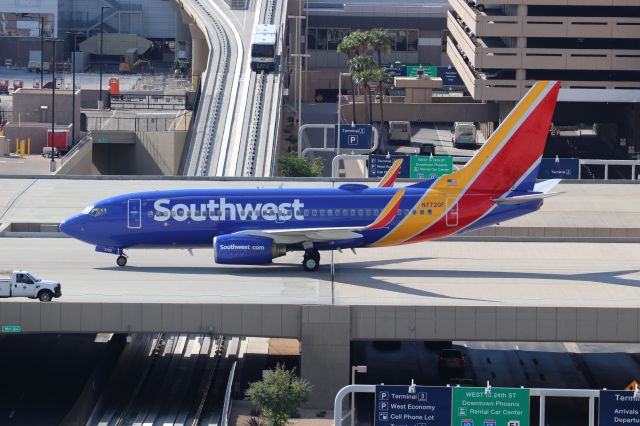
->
[{"left": 377, "top": 159, "right": 403, "bottom": 188}]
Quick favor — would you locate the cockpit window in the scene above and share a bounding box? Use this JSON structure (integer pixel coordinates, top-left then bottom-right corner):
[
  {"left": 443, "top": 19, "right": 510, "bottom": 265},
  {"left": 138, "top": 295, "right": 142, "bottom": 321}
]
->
[{"left": 88, "top": 207, "right": 107, "bottom": 217}]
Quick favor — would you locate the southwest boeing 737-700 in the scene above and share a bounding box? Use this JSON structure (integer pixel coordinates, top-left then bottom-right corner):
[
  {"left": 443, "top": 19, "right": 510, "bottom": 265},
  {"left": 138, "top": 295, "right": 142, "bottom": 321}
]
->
[{"left": 60, "top": 81, "right": 561, "bottom": 271}]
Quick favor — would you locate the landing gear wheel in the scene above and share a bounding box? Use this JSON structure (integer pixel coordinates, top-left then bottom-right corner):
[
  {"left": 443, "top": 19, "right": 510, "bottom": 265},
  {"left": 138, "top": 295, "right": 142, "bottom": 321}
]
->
[
  {"left": 302, "top": 250, "right": 320, "bottom": 272},
  {"left": 116, "top": 255, "right": 127, "bottom": 267}
]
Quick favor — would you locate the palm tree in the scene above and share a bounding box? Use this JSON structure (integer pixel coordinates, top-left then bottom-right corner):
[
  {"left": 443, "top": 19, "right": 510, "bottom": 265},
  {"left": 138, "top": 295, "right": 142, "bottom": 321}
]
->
[
  {"left": 337, "top": 31, "right": 365, "bottom": 122},
  {"left": 368, "top": 29, "right": 393, "bottom": 66},
  {"left": 350, "top": 55, "right": 376, "bottom": 124},
  {"left": 369, "top": 67, "right": 392, "bottom": 146}
]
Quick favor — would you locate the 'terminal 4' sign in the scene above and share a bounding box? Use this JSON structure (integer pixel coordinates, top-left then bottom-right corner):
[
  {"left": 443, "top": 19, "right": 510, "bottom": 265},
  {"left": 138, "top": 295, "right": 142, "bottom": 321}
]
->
[{"left": 375, "top": 385, "right": 452, "bottom": 426}]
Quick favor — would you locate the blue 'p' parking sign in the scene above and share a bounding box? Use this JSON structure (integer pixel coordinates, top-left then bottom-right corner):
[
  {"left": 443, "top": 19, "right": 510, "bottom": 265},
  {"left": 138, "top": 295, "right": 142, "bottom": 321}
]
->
[{"left": 335, "top": 124, "right": 373, "bottom": 150}]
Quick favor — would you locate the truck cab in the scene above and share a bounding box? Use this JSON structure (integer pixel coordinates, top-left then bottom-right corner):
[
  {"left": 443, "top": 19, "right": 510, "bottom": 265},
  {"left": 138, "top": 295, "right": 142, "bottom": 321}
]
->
[{"left": 0, "top": 271, "right": 61, "bottom": 302}]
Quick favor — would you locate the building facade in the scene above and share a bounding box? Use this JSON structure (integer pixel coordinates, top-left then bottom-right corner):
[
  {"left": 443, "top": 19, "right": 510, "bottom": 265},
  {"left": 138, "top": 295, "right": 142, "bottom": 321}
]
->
[{"left": 446, "top": 0, "right": 640, "bottom": 101}]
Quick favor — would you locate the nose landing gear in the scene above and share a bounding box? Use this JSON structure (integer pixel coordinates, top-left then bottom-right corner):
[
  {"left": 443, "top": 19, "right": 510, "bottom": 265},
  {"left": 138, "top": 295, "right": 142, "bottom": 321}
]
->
[{"left": 302, "top": 250, "right": 320, "bottom": 272}]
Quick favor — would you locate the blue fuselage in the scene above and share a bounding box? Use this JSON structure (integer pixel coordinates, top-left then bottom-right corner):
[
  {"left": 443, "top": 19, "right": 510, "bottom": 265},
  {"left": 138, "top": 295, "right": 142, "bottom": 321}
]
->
[{"left": 60, "top": 183, "right": 541, "bottom": 252}]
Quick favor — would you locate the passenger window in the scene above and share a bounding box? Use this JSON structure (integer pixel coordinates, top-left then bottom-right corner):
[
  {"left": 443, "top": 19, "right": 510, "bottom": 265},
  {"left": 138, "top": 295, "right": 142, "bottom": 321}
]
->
[
  {"left": 335, "top": 209, "right": 341, "bottom": 216},
  {"left": 327, "top": 209, "right": 333, "bottom": 216},
  {"left": 420, "top": 210, "right": 425, "bottom": 215},
  {"left": 411, "top": 210, "right": 416, "bottom": 216},
  {"left": 342, "top": 209, "right": 348, "bottom": 216},
  {"left": 312, "top": 210, "right": 317, "bottom": 216},
  {"left": 428, "top": 209, "right": 432, "bottom": 215},
  {"left": 350, "top": 209, "right": 355, "bottom": 216},
  {"left": 320, "top": 209, "right": 325, "bottom": 216},
  {"left": 304, "top": 209, "right": 309, "bottom": 216},
  {"left": 374, "top": 209, "right": 380, "bottom": 215},
  {"left": 366, "top": 209, "right": 371, "bottom": 216},
  {"left": 358, "top": 209, "right": 363, "bottom": 216}
]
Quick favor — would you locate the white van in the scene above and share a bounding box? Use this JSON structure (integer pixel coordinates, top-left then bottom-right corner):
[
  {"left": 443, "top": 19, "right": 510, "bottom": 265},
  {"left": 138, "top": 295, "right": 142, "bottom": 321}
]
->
[{"left": 452, "top": 122, "right": 477, "bottom": 148}]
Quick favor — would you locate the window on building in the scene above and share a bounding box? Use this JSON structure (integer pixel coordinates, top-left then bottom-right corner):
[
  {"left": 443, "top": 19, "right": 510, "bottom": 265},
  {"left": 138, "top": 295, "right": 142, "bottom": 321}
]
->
[
  {"left": 307, "top": 28, "right": 317, "bottom": 50},
  {"left": 316, "top": 28, "right": 327, "bottom": 50},
  {"left": 408, "top": 30, "right": 419, "bottom": 51},
  {"left": 396, "top": 30, "right": 408, "bottom": 51}
]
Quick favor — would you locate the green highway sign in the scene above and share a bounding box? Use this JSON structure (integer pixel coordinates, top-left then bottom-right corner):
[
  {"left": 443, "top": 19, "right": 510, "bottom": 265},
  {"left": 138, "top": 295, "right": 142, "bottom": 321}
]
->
[
  {"left": 452, "top": 387, "right": 530, "bottom": 426},
  {"left": 95, "top": 138, "right": 109, "bottom": 143},
  {"left": 410, "top": 156, "right": 453, "bottom": 179},
  {"left": 406, "top": 65, "right": 437, "bottom": 78},
  {"left": 2, "top": 325, "right": 22, "bottom": 333}
]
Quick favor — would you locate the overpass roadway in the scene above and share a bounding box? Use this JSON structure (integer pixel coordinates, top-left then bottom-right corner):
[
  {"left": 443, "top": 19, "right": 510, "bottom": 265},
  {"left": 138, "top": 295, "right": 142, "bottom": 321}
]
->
[{"left": 1, "top": 178, "right": 640, "bottom": 407}]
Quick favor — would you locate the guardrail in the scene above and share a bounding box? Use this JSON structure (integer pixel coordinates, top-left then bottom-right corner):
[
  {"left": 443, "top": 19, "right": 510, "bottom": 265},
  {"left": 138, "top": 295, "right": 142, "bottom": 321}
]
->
[
  {"left": 580, "top": 159, "right": 640, "bottom": 180},
  {"left": 60, "top": 134, "right": 92, "bottom": 166},
  {"left": 220, "top": 361, "right": 237, "bottom": 426}
]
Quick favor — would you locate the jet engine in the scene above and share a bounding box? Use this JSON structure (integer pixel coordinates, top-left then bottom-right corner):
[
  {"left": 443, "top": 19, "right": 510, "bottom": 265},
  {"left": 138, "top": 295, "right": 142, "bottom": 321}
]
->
[{"left": 213, "top": 234, "right": 286, "bottom": 265}]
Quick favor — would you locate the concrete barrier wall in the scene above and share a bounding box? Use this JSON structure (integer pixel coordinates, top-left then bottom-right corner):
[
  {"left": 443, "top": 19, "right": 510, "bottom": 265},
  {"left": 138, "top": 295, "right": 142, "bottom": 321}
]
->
[
  {"left": 340, "top": 101, "right": 500, "bottom": 124},
  {"left": 3, "top": 302, "right": 639, "bottom": 343}
]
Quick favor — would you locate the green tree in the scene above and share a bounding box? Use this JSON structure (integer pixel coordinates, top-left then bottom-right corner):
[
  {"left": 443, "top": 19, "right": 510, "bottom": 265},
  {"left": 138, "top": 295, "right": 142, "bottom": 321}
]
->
[
  {"left": 367, "top": 29, "right": 393, "bottom": 66},
  {"left": 245, "top": 364, "right": 312, "bottom": 426},
  {"left": 350, "top": 55, "right": 376, "bottom": 124},
  {"left": 279, "top": 154, "right": 324, "bottom": 177}
]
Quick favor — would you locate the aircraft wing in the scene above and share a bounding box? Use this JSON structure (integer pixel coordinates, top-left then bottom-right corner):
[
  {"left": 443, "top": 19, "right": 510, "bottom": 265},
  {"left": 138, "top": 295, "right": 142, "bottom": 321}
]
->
[
  {"left": 233, "top": 188, "right": 405, "bottom": 244},
  {"left": 235, "top": 227, "right": 366, "bottom": 244}
]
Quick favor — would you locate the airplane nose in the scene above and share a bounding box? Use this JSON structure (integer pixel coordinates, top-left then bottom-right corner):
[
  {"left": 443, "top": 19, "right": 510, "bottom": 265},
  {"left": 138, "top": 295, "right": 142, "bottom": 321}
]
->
[{"left": 59, "top": 215, "right": 80, "bottom": 238}]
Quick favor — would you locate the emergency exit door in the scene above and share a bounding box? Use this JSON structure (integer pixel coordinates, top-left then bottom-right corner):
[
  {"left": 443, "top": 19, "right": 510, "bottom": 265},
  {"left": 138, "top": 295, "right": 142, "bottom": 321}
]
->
[
  {"left": 446, "top": 198, "right": 458, "bottom": 226},
  {"left": 128, "top": 199, "right": 142, "bottom": 229}
]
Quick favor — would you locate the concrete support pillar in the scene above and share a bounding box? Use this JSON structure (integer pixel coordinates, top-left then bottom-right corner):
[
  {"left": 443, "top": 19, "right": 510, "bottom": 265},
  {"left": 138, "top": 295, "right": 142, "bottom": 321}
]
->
[
  {"left": 301, "top": 306, "right": 351, "bottom": 409},
  {"left": 190, "top": 23, "right": 208, "bottom": 81}
]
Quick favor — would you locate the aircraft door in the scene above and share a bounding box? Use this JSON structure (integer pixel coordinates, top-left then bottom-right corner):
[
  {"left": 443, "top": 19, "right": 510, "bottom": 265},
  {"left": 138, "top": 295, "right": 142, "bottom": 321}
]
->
[
  {"left": 446, "top": 198, "right": 458, "bottom": 227},
  {"left": 128, "top": 199, "right": 142, "bottom": 229}
]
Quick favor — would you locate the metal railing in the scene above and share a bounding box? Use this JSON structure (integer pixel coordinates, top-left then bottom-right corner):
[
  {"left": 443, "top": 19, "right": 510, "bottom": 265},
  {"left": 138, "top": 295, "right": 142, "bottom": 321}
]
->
[
  {"left": 87, "top": 114, "right": 189, "bottom": 132},
  {"left": 579, "top": 159, "right": 640, "bottom": 180},
  {"left": 220, "top": 361, "right": 237, "bottom": 426},
  {"left": 60, "top": 134, "right": 92, "bottom": 166},
  {"left": 109, "top": 94, "right": 189, "bottom": 110},
  {"left": 333, "top": 384, "right": 602, "bottom": 426}
]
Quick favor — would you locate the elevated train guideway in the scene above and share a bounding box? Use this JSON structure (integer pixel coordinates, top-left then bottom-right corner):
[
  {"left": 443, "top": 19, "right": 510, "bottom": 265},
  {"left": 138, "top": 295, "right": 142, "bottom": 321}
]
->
[{"left": 1, "top": 177, "right": 640, "bottom": 407}]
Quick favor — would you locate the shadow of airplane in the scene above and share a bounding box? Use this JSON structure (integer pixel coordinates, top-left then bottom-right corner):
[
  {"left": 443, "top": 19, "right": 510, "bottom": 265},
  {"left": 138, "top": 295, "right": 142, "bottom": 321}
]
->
[{"left": 94, "top": 255, "right": 640, "bottom": 303}]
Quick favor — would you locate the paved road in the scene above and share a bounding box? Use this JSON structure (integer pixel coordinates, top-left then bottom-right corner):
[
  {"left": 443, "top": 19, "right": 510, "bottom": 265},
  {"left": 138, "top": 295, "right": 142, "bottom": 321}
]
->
[{"left": 1, "top": 238, "right": 639, "bottom": 307}]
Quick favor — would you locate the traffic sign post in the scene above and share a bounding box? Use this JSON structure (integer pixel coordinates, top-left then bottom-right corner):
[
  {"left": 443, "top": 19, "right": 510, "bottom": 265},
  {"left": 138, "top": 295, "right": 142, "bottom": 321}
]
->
[
  {"left": 538, "top": 158, "right": 579, "bottom": 179},
  {"left": 374, "top": 385, "right": 451, "bottom": 426},
  {"left": 599, "top": 390, "right": 640, "bottom": 426},
  {"left": 368, "top": 155, "right": 410, "bottom": 178},
  {"left": 410, "top": 156, "right": 453, "bottom": 179},
  {"left": 452, "top": 387, "right": 530, "bottom": 426},
  {"left": 405, "top": 65, "right": 437, "bottom": 78},
  {"left": 335, "top": 124, "right": 373, "bottom": 150}
]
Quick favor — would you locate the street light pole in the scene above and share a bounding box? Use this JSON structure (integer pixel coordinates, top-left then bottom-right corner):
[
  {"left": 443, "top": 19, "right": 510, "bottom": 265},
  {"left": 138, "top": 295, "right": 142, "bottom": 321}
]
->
[
  {"left": 40, "top": 16, "right": 44, "bottom": 88},
  {"left": 49, "top": 39, "right": 60, "bottom": 173},
  {"left": 337, "top": 72, "right": 350, "bottom": 158},
  {"left": 67, "top": 32, "right": 81, "bottom": 146},
  {"left": 350, "top": 365, "right": 367, "bottom": 426},
  {"left": 99, "top": 6, "right": 110, "bottom": 108}
]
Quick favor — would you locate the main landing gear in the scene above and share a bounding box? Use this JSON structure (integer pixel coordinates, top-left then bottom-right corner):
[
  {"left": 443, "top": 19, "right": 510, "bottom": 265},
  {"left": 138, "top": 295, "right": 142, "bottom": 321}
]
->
[
  {"left": 116, "top": 254, "right": 128, "bottom": 267},
  {"left": 302, "top": 250, "right": 320, "bottom": 272}
]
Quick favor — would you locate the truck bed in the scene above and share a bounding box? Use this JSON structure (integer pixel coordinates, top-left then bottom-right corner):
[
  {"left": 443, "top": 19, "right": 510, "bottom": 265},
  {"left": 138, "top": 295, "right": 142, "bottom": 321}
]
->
[{"left": 0, "top": 281, "right": 11, "bottom": 297}]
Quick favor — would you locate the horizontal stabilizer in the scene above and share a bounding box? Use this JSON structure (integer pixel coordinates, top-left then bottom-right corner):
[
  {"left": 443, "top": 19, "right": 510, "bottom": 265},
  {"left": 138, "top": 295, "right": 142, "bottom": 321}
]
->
[
  {"left": 492, "top": 192, "right": 559, "bottom": 205},
  {"left": 534, "top": 178, "right": 562, "bottom": 194}
]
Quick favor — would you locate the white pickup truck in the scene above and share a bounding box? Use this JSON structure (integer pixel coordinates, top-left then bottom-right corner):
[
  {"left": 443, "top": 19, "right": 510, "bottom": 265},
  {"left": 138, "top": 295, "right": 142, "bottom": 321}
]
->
[{"left": 0, "top": 271, "right": 62, "bottom": 302}]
